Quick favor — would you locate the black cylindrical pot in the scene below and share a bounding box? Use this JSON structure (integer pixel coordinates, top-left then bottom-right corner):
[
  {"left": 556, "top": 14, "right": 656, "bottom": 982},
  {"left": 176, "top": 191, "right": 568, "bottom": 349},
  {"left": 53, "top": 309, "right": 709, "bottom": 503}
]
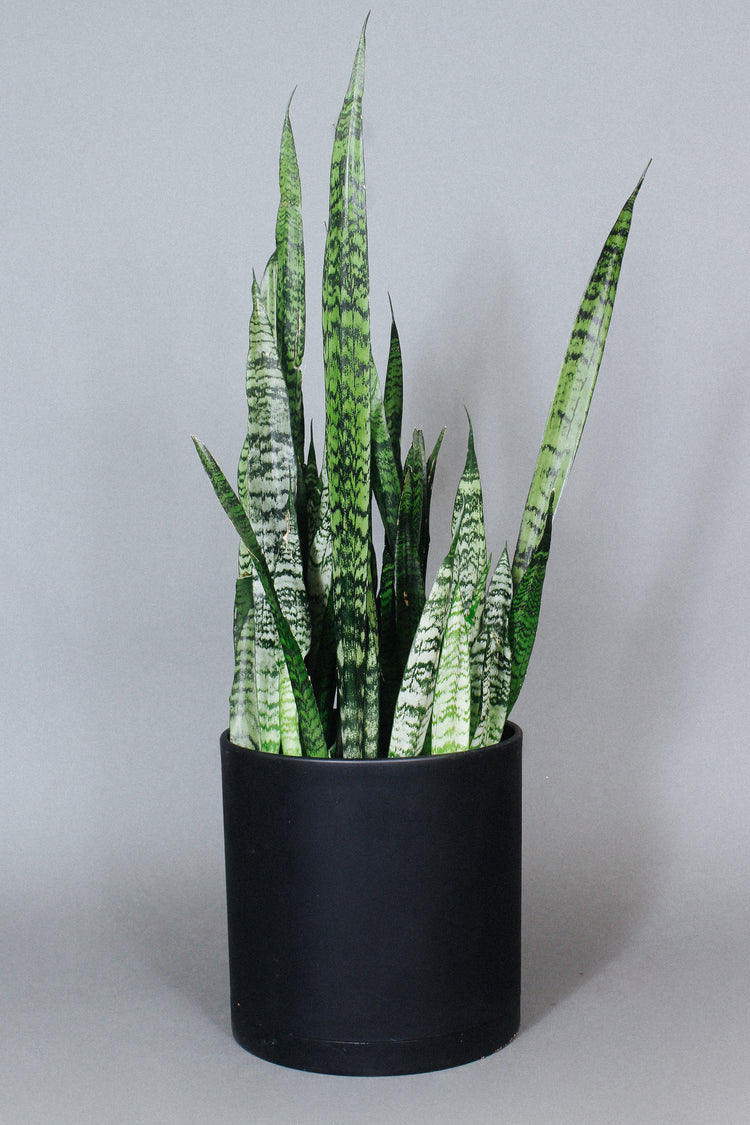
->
[{"left": 220, "top": 723, "right": 522, "bottom": 1076}]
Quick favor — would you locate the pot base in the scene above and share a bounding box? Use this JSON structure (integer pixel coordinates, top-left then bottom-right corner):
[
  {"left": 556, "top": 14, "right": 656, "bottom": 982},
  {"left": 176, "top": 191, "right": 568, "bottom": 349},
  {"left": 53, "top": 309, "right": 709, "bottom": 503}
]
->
[{"left": 232, "top": 1015, "right": 519, "bottom": 1077}]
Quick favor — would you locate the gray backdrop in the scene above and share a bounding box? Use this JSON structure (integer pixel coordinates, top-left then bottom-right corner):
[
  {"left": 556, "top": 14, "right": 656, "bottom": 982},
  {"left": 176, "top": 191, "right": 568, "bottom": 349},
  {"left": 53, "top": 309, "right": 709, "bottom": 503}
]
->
[{"left": 3, "top": 0, "right": 749, "bottom": 1121}]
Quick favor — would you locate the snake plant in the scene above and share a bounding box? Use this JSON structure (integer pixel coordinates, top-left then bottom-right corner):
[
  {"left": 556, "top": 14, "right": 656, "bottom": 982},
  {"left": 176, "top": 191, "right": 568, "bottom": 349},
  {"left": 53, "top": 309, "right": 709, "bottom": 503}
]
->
[{"left": 193, "top": 18, "right": 645, "bottom": 760}]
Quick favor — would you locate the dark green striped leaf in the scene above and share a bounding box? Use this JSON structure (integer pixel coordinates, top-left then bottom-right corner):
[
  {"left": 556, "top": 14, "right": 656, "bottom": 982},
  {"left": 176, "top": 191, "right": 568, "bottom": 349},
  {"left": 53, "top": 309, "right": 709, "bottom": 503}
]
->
[
  {"left": 512, "top": 168, "right": 648, "bottom": 588},
  {"left": 508, "top": 491, "right": 554, "bottom": 715},
  {"left": 471, "top": 548, "right": 513, "bottom": 747},
  {"left": 383, "top": 296, "right": 404, "bottom": 483},
  {"left": 275, "top": 93, "right": 306, "bottom": 474},
  {"left": 395, "top": 431, "right": 427, "bottom": 669},
  {"left": 370, "top": 358, "right": 400, "bottom": 555},
  {"left": 322, "top": 17, "right": 373, "bottom": 758},
  {"left": 419, "top": 427, "right": 445, "bottom": 583}
]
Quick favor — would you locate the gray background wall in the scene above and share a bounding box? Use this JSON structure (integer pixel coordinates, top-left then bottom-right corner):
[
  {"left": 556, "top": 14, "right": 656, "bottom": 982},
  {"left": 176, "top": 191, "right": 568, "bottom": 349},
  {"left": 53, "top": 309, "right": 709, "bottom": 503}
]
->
[{"left": 3, "top": 1, "right": 749, "bottom": 1120}]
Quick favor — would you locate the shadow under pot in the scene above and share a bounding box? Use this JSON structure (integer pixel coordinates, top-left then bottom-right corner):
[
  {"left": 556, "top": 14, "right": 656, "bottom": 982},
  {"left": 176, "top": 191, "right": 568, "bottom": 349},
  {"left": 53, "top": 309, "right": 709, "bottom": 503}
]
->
[{"left": 219, "top": 721, "right": 522, "bottom": 1076}]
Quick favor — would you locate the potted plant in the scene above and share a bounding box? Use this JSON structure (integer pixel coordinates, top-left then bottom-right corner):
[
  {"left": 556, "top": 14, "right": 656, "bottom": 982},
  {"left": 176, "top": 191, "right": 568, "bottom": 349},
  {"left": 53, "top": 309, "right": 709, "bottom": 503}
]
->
[{"left": 193, "top": 17, "right": 646, "bottom": 1076}]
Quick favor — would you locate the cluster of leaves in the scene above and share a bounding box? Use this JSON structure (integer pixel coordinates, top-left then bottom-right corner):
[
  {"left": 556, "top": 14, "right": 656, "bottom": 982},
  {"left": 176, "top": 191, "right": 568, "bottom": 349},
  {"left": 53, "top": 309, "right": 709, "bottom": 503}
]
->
[{"left": 193, "top": 19, "right": 645, "bottom": 760}]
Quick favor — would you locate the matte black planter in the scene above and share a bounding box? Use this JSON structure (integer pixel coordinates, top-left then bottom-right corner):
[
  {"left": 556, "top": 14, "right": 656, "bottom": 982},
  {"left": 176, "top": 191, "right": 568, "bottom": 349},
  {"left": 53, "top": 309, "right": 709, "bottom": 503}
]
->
[{"left": 220, "top": 723, "right": 522, "bottom": 1076}]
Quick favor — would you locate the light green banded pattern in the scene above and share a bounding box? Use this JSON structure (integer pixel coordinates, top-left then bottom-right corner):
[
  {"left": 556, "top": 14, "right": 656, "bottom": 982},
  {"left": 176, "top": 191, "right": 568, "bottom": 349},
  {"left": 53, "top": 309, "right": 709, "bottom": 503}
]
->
[
  {"left": 471, "top": 548, "right": 513, "bottom": 747},
  {"left": 512, "top": 168, "right": 648, "bottom": 589},
  {"left": 229, "top": 575, "right": 259, "bottom": 749},
  {"left": 242, "top": 280, "right": 310, "bottom": 754},
  {"left": 388, "top": 525, "right": 460, "bottom": 758},
  {"left": 508, "top": 491, "right": 554, "bottom": 715},
  {"left": 432, "top": 578, "right": 471, "bottom": 754},
  {"left": 192, "top": 437, "right": 327, "bottom": 758}
]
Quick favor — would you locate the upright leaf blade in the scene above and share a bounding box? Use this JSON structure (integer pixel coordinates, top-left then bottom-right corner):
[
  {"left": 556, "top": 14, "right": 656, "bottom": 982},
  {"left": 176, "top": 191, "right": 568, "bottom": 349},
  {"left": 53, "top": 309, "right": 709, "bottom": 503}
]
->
[
  {"left": 242, "top": 279, "right": 311, "bottom": 753},
  {"left": 471, "top": 547, "right": 513, "bottom": 748},
  {"left": 431, "top": 578, "right": 471, "bottom": 754},
  {"left": 383, "top": 296, "right": 404, "bottom": 483},
  {"left": 275, "top": 93, "right": 306, "bottom": 486},
  {"left": 512, "top": 168, "right": 648, "bottom": 588},
  {"left": 389, "top": 522, "right": 461, "bottom": 759},
  {"left": 322, "top": 18, "right": 373, "bottom": 758},
  {"left": 229, "top": 575, "right": 260, "bottom": 750},
  {"left": 192, "top": 437, "right": 327, "bottom": 758},
  {"left": 369, "top": 358, "right": 401, "bottom": 555},
  {"left": 508, "top": 491, "right": 554, "bottom": 715}
]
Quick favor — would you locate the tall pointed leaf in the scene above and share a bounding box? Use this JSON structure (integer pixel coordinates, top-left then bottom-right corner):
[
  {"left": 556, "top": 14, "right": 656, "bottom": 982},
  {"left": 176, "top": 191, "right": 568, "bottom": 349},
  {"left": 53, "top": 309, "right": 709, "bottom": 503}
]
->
[
  {"left": 322, "top": 18, "right": 373, "bottom": 758},
  {"left": 471, "top": 548, "right": 513, "bottom": 747},
  {"left": 370, "top": 358, "right": 401, "bottom": 555},
  {"left": 431, "top": 578, "right": 471, "bottom": 754},
  {"left": 259, "top": 251, "right": 278, "bottom": 344},
  {"left": 275, "top": 93, "right": 306, "bottom": 467},
  {"left": 419, "top": 427, "right": 445, "bottom": 582},
  {"left": 508, "top": 491, "right": 554, "bottom": 714},
  {"left": 451, "top": 416, "right": 488, "bottom": 684},
  {"left": 241, "top": 279, "right": 311, "bottom": 752},
  {"left": 512, "top": 167, "right": 648, "bottom": 588},
  {"left": 383, "top": 296, "right": 404, "bottom": 483},
  {"left": 229, "top": 575, "right": 259, "bottom": 749},
  {"left": 389, "top": 521, "right": 461, "bottom": 759},
  {"left": 192, "top": 437, "right": 327, "bottom": 758}
]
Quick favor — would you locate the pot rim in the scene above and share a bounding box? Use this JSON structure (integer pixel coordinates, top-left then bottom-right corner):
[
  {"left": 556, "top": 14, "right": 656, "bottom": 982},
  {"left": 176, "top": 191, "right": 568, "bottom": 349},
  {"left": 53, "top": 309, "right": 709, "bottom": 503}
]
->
[{"left": 220, "top": 720, "right": 522, "bottom": 767}]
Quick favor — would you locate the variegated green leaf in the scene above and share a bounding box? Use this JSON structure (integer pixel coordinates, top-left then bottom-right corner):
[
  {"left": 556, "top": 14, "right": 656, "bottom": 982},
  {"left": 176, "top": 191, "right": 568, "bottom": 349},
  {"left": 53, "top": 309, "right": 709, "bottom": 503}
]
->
[
  {"left": 512, "top": 168, "right": 648, "bottom": 588},
  {"left": 431, "top": 577, "right": 471, "bottom": 754},
  {"left": 419, "top": 427, "right": 445, "bottom": 583},
  {"left": 275, "top": 94, "right": 306, "bottom": 469},
  {"left": 278, "top": 660, "right": 303, "bottom": 756},
  {"left": 259, "top": 251, "right": 278, "bottom": 344},
  {"left": 395, "top": 431, "right": 427, "bottom": 667},
  {"left": 370, "top": 358, "right": 401, "bottom": 556},
  {"left": 451, "top": 415, "right": 488, "bottom": 690},
  {"left": 383, "top": 296, "right": 404, "bottom": 483},
  {"left": 471, "top": 547, "right": 513, "bottom": 747},
  {"left": 388, "top": 522, "right": 460, "bottom": 759},
  {"left": 192, "top": 437, "right": 327, "bottom": 758},
  {"left": 363, "top": 578, "right": 380, "bottom": 758},
  {"left": 322, "top": 18, "right": 373, "bottom": 758},
  {"left": 467, "top": 554, "right": 492, "bottom": 732},
  {"left": 229, "top": 575, "right": 259, "bottom": 750},
  {"left": 508, "top": 491, "right": 554, "bottom": 715},
  {"left": 242, "top": 278, "right": 310, "bottom": 751}
]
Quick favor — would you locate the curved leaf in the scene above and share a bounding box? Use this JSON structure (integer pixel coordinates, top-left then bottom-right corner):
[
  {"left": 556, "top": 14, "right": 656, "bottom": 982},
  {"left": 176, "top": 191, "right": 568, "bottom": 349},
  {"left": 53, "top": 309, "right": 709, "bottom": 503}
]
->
[
  {"left": 388, "top": 521, "right": 461, "bottom": 758},
  {"left": 508, "top": 491, "right": 554, "bottom": 715},
  {"left": 192, "top": 437, "right": 327, "bottom": 758},
  {"left": 512, "top": 167, "right": 648, "bottom": 588}
]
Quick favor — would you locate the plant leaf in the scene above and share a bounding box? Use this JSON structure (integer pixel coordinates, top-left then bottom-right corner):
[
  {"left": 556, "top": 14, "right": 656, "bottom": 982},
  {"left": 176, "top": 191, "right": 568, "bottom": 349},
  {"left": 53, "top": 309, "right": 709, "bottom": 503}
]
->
[
  {"left": 322, "top": 17, "right": 373, "bottom": 758},
  {"left": 512, "top": 167, "right": 648, "bottom": 588},
  {"left": 471, "top": 547, "right": 513, "bottom": 747},
  {"left": 369, "top": 358, "right": 401, "bottom": 555},
  {"left": 192, "top": 436, "right": 327, "bottom": 758},
  {"left": 388, "top": 521, "right": 461, "bottom": 758},
  {"left": 275, "top": 92, "right": 306, "bottom": 471},
  {"left": 259, "top": 251, "right": 278, "bottom": 344},
  {"left": 242, "top": 280, "right": 311, "bottom": 751},
  {"left": 508, "top": 491, "right": 554, "bottom": 715},
  {"left": 419, "top": 426, "right": 445, "bottom": 583},
  {"left": 451, "top": 414, "right": 488, "bottom": 669},
  {"left": 431, "top": 577, "right": 471, "bottom": 754},
  {"left": 229, "top": 575, "right": 260, "bottom": 750},
  {"left": 383, "top": 296, "right": 404, "bottom": 483}
]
